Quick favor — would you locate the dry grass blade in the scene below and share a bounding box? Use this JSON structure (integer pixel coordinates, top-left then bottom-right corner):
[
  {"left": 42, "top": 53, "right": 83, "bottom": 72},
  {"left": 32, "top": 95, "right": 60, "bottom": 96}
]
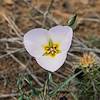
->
[
  {"left": 8, "top": 52, "right": 43, "bottom": 87},
  {"left": 0, "top": 93, "right": 19, "bottom": 98},
  {"left": 42, "top": 0, "right": 54, "bottom": 28},
  {"left": 0, "top": 10, "right": 22, "bottom": 38},
  {"left": 0, "top": 48, "right": 24, "bottom": 59}
]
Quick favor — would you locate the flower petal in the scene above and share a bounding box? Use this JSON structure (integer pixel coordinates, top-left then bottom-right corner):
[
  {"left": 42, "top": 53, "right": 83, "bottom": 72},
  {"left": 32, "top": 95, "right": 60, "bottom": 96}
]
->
[
  {"left": 36, "top": 52, "right": 67, "bottom": 72},
  {"left": 48, "top": 25, "right": 73, "bottom": 52},
  {"left": 23, "top": 28, "right": 48, "bottom": 58}
]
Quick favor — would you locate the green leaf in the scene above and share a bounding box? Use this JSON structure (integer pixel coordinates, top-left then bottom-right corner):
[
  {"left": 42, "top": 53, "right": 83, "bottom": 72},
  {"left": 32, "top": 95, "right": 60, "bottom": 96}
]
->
[
  {"left": 67, "top": 14, "right": 77, "bottom": 30},
  {"left": 71, "top": 92, "right": 78, "bottom": 100},
  {"left": 24, "top": 75, "right": 33, "bottom": 86},
  {"left": 24, "top": 75, "right": 41, "bottom": 96},
  {"left": 48, "top": 72, "right": 53, "bottom": 83},
  {"left": 25, "top": 95, "right": 31, "bottom": 100},
  {"left": 17, "top": 77, "right": 24, "bottom": 90},
  {"left": 18, "top": 95, "right": 23, "bottom": 100},
  {"left": 49, "top": 71, "right": 82, "bottom": 96},
  {"left": 31, "top": 88, "right": 41, "bottom": 96}
]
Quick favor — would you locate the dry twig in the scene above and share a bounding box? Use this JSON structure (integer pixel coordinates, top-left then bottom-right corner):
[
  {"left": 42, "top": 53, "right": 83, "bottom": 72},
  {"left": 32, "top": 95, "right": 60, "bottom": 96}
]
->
[
  {"left": 8, "top": 52, "right": 43, "bottom": 87},
  {"left": 42, "top": 0, "right": 54, "bottom": 28}
]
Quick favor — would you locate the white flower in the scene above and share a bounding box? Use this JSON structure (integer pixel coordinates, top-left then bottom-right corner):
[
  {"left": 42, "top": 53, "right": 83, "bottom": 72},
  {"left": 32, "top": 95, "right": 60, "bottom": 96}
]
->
[{"left": 23, "top": 25, "right": 73, "bottom": 72}]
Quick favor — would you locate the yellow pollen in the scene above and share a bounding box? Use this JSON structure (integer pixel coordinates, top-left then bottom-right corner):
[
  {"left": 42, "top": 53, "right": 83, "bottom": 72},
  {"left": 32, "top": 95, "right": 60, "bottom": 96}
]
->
[{"left": 43, "top": 41, "right": 61, "bottom": 58}]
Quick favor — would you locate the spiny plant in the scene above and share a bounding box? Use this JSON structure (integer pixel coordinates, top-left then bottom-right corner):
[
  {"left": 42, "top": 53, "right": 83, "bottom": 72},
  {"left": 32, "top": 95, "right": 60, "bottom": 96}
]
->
[{"left": 74, "top": 53, "right": 100, "bottom": 100}]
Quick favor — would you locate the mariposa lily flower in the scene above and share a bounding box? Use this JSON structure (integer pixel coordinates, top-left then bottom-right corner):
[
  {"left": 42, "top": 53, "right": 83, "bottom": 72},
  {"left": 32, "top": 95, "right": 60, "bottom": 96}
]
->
[{"left": 24, "top": 25, "right": 73, "bottom": 72}]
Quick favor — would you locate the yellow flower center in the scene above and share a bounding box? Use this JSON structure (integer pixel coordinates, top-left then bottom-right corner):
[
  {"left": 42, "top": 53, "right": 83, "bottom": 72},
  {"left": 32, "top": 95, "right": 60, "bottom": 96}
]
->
[
  {"left": 43, "top": 39, "right": 61, "bottom": 58},
  {"left": 80, "top": 53, "right": 95, "bottom": 68}
]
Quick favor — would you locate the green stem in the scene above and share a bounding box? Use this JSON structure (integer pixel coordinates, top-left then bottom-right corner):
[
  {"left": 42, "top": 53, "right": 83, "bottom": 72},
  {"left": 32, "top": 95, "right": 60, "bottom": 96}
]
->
[{"left": 43, "top": 71, "right": 52, "bottom": 100}]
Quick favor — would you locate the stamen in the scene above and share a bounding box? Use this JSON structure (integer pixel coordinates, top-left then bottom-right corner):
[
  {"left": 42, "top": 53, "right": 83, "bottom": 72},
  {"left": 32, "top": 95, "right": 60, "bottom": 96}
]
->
[{"left": 43, "top": 41, "right": 61, "bottom": 58}]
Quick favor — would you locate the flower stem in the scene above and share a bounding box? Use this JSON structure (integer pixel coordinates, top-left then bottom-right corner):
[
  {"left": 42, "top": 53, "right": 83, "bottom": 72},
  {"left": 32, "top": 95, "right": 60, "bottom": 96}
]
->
[{"left": 42, "top": 71, "right": 52, "bottom": 100}]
